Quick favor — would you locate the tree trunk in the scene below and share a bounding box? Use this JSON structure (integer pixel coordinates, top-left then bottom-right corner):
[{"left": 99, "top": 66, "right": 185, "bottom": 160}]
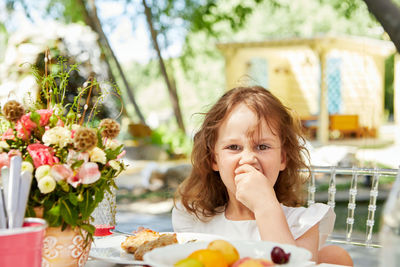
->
[
  {"left": 74, "top": 3, "right": 128, "bottom": 118},
  {"left": 363, "top": 0, "right": 400, "bottom": 53},
  {"left": 142, "top": 0, "right": 186, "bottom": 132},
  {"left": 77, "top": 0, "right": 146, "bottom": 124}
]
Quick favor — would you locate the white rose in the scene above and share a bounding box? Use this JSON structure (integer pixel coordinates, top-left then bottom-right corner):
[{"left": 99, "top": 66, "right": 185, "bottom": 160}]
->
[
  {"left": 21, "top": 161, "right": 34, "bottom": 173},
  {"left": 53, "top": 103, "right": 65, "bottom": 116},
  {"left": 35, "top": 165, "right": 51, "bottom": 181},
  {"left": 71, "top": 124, "right": 81, "bottom": 131},
  {"left": 38, "top": 176, "right": 56, "bottom": 194},
  {"left": 42, "top": 126, "right": 72, "bottom": 148},
  {"left": 88, "top": 147, "right": 107, "bottom": 165},
  {"left": 105, "top": 139, "right": 121, "bottom": 150},
  {"left": 108, "top": 160, "right": 121, "bottom": 172}
]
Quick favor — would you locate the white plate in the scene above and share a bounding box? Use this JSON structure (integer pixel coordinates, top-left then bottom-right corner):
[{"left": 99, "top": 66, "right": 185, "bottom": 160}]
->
[
  {"left": 89, "top": 232, "right": 227, "bottom": 265},
  {"left": 143, "top": 240, "right": 312, "bottom": 267}
]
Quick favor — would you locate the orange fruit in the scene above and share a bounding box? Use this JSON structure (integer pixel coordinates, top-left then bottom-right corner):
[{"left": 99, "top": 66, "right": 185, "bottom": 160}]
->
[
  {"left": 174, "top": 257, "right": 204, "bottom": 267},
  {"left": 207, "top": 240, "right": 240, "bottom": 265},
  {"left": 189, "top": 249, "right": 228, "bottom": 267}
]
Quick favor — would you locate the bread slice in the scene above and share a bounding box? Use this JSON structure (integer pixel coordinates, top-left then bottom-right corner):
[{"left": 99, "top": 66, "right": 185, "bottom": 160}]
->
[
  {"left": 134, "top": 233, "right": 178, "bottom": 260},
  {"left": 121, "top": 229, "right": 160, "bottom": 254}
]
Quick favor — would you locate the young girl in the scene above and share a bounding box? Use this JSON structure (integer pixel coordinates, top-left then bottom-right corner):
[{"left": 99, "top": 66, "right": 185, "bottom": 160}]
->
[{"left": 172, "top": 86, "right": 353, "bottom": 266}]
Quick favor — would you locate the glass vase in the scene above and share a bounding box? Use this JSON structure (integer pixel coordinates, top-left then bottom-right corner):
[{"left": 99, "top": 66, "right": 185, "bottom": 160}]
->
[{"left": 91, "top": 186, "right": 117, "bottom": 236}]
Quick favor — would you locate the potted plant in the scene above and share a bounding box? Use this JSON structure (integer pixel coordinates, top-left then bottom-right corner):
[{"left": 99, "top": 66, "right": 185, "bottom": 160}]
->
[{"left": 0, "top": 57, "right": 125, "bottom": 266}]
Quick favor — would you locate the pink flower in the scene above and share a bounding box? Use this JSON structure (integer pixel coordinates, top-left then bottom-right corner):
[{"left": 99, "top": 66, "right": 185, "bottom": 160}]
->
[
  {"left": 70, "top": 129, "right": 76, "bottom": 139},
  {"left": 56, "top": 119, "right": 64, "bottom": 127},
  {"left": 66, "top": 162, "right": 101, "bottom": 188},
  {"left": 77, "top": 162, "right": 101, "bottom": 185},
  {"left": 19, "top": 114, "right": 37, "bottom": 131},
  {"left": 2, "top": 128, "right": 15, "bottom": 141},
  {"left": 27, "top": 144, "right": 59, "bottom": 168},
  {"left": 37, "top": 109, "right": 53, "bottom": 126},
  {"left": 15, "top": 114, "right": 37, "bottom": 140},
  {"left": 12, "top": 110, "right": 52, "bottom": 140},
  {"left": 66, "top": 149, "right": 89, "bottom": 165},
  {"left": 117, "top": 150, "right": 126, "bottom": 160},
  {"left": 66, "top": 175, "right": 80, "bottom": 188},
  {"left": 0, "top": 151, "right": 23, "bottom": 174},
  {"left": 8, "top": 149, "right": 22, "bottom": 160},
  {"left": 0, "top": 152, "right": 10, "bottom": 170},
  {"left": 51, "top": 164, "right": 74, "bottom": 182}
]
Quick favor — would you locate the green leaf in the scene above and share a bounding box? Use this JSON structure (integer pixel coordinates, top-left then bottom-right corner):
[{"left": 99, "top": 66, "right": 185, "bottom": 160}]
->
[
  {"left": 80, "top": 223, "right": 95, "bottom": 236},
  {"left": 43, "top": 197, "right": 54, "bottom": 210},
  {"left": 110, "top": 179, "right": 118, "bottom": 189},
  {"left": 105, "top": 144, "right": 123, "bottom": 160},
  {"left": 47, "top": 213, "right": 62, "bottom": 227},
  {"left": 30, "top": 111, "right": 40, "bottom": 125},
  {"left": 48, "top": 205, "right": 61, "bottom": 216},
  {"left": 97, "top": 129, "right": 104, "bottom": 148},
  {"left": 78, "top": 191, "right": 95, "bottom": 219},
  {"left": 60, "top": 200, "right": 78, "bottom": 226},
  {"left": 44, "top": 203, "right": 62, "bottom": 227},
  {"left": 95, "top": 188, "right": 104, "bottom": 203},
  {"left": 101, "top": 168, "right": 113, "bottom": 180},
  {"left": 61, "top": 222, "right": 68, "bottom": 231},
  {"left": 71, "top": 160, "right": 84, "bottom": 169},
  {"left": 59, "top": 180, "right": 70, "bottom": 192},
  {"left": 69, "top": 192, "right": 78, "bottom": 206},
  {"left": 26, "top": 206, "right": 35, "bottom": 217}
]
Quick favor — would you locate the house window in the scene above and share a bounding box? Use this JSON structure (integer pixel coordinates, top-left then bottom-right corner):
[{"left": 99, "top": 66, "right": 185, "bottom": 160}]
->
[
  {"left": 326, "top": 57, "right": 342, "bottom": 114},
  {"left": 248, "top": 58, "right": 268, "bottom": 88}
]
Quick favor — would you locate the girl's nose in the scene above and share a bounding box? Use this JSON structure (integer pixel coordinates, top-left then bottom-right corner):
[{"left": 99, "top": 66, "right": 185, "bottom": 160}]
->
[{"left": 239, "top": 150, "right": 257, "bottom": 166}]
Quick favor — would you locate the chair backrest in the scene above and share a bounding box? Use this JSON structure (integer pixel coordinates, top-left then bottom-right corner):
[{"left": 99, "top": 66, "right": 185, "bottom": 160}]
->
[{"left": 302, "top": 166, "right": 399, "bottom": 248}]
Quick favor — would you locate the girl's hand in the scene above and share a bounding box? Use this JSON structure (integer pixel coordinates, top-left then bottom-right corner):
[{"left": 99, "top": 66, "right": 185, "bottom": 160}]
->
[{"left": 234, "top": 164, "right": 278, "bottom": 212}]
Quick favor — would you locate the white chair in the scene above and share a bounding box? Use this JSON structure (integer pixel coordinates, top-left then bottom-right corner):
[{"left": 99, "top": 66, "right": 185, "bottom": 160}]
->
[{"left": 302, "top": 166, "right": 399, "bottom": 248}]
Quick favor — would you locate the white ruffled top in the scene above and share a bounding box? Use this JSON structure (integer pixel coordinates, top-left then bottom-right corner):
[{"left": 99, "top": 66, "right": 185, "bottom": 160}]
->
[{"left": 172, "top": 203, "right": 335, "bottom": 248}]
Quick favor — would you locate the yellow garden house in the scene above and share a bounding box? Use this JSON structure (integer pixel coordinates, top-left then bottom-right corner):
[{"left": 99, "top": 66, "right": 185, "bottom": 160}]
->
[{"left": 217, "top": 35, "right": 397, "bottom": 144}]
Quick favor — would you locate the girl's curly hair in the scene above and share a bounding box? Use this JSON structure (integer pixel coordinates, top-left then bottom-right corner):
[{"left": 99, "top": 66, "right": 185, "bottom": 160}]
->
[{"left": 175, "top": 86, "right": 310, "bottom": 220}]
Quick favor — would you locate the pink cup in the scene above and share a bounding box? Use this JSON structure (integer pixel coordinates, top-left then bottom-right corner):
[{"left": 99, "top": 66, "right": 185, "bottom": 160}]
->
[{"left": 0, "top": 218, "right": 47, "bottom": 267}]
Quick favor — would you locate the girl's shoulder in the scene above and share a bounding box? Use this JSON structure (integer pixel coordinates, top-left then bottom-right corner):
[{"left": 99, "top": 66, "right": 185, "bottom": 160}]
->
[
  {"left": 282, "top": 203, "right": 336, "bottom": 241},
  {"left": 282, "top": 203, "right": 335, "bottom": 219}
]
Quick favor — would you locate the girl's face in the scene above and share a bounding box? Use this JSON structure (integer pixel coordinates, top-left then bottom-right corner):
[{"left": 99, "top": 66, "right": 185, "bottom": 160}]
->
[{"left": 212, "top": 103, "right": 287, "bottom": 197}]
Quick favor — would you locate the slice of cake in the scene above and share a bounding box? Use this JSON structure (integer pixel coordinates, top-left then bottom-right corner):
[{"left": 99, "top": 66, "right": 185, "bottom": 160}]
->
[
  {"left": 121, "top": 229, "right": 160, "bottom": 254},
  {"left": 134, "top": 233, "right": 178, "bottom": 260}
]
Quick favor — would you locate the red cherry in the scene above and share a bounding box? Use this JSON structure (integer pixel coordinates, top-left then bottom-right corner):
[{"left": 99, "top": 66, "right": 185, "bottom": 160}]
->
[{"left": 270, "top": 246, "right": 291, "bottom": 264}]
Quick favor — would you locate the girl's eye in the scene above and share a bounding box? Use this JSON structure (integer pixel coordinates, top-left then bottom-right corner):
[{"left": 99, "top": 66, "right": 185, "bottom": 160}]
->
[
  {"left": 257, "top": 144, "right": 270, "bottom": 151},
  {"left": 226, "top": 144, "right": 241, "bottom": 151}
]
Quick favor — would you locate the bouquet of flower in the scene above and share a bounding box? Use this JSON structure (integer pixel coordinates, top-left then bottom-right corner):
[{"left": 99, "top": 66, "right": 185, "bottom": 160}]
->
[{"left": 0, "top": 58, "right": 125, "bottom": 241}]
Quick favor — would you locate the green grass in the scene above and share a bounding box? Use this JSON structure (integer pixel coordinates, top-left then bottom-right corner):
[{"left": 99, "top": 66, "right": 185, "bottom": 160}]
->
[
  {"left": 314, "top": 175, "right": 394, "bottom": 234},
  {"left": 333, "top": 200, "right": 384, "bottom": 234}
]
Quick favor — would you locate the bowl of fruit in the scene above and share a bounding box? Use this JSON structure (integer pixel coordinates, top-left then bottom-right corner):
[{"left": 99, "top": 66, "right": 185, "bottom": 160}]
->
[{"left": 143, "top": 239, "right": 311, "bottom": 267}]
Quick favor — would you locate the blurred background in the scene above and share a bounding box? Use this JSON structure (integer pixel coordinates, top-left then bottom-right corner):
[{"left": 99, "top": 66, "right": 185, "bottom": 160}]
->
[
  {"left": 1, "top": 0, "right": 400, "bottom": 157},
  {"left": 1, "top": 1, "right": 400, "bottom": 257}
]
